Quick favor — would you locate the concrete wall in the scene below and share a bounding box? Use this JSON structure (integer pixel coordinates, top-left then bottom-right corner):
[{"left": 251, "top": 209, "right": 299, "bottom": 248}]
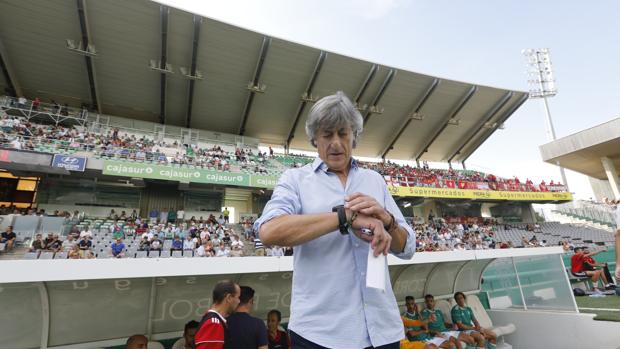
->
[{"left": 488, "top": 309, "right": 620, "bottom": 348}]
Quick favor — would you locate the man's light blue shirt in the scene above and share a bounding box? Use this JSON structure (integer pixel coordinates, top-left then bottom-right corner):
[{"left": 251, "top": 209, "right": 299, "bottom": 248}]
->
[{"left": 254, "top": 157, "right": 415, "bottom": 349}]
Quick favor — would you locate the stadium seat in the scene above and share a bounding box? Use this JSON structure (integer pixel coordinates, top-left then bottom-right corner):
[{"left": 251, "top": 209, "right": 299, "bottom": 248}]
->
[
  {"left": 449, "top": 295, "right": 515, "bottom": 348},
  {"left": 147, "top": 341, "right": 165, "bottom": 349},
  {"left": 39, "top": 251, "right": 55, "bottom": 260},
  {"left": 160, "top": 250, "right": 171, "bottom": 258},
  {"left": 23, "top": 251, "right": 39, "bottom": 259},
  {"left": 171, "top": 250, "right": 183, "bottom": 258},
  {"left": 566, "top": 267, "right": 593, "bottom": 290},
  {"left": 0, "top": 242, "right": 5, "bottom": 252},
  {"left": 54, "top": 252, "right": 68, "bottom": 259},
  {"left": 148, "top": 250, "right": 160, "bottom": 258},
  {"left": 135, "top": 251, "right": 148, "bottom": 258}
]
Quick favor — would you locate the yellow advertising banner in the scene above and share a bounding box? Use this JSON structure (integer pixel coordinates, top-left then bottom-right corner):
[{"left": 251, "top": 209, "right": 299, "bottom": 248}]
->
[{"left": 387, "top": 186, "right": 573, "bottom": 201}]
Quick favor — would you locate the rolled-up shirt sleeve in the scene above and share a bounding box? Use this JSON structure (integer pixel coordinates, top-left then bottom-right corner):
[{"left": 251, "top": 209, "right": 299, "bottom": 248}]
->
[
  {"left": 382, "top": 179, "right": 415, "bottom": 260},
  {"left": 253, "top": 170, "right": 302, "bottom": 238}
]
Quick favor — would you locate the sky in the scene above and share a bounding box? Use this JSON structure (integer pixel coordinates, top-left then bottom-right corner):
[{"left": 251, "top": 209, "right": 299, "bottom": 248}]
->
[{"left": 158, "top": 0, "right": 620, "bottom": 200}]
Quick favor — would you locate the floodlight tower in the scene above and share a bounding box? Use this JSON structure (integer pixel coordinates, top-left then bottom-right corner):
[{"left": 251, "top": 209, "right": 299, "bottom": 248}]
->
[{"left": 522, "top": 48, "right": 568, "bottom": 187}]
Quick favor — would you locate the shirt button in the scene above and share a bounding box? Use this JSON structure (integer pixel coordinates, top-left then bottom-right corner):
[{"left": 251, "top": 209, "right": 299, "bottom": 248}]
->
[{"left": 355, "top": 243, "right": 359, "bottom": 247}]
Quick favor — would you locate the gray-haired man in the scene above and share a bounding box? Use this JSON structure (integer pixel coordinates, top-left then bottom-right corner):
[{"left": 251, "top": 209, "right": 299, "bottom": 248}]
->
[{"left": 255, "top": 92, "right": 415, "bottom": 349}]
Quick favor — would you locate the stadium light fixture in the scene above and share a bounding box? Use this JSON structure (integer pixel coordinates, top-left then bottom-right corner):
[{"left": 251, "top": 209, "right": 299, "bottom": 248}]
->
[
  {"left": 522, "top": 48, "right": 567, "bottom": 186},
  {"left": 448, "top": 118, "right": 460, "bottom": 126},
  {"left": 247, "top": 82, "right": 266, "bottom": 93},
  {"left": 402, "top": 202, "right": 412, "bottom": 208},
  {"left": 149, "top": 59, "right": 173, "bottom": 74},
  {"left": 65, "top": 39, "right": 97, "bottom": 57},
  {"left": 354, "top": 103, "right": 368, "bottom": 112},
  {"left": 179, "top": 67, "right": 203, "bottom": 80},
  {"left": 301, "top": 92, "right": 319, "bottom": 103},
  {"left": 368, "top": 105, "right": 384, "bottom": 115},
  {"left": 409, "top": 112, "right": 424, "bottom": 120}
]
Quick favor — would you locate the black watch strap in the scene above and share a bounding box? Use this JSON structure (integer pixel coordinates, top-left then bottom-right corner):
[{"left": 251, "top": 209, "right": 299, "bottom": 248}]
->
[{"left": 332, "top": 205, "right": 349, "bottom": 235}]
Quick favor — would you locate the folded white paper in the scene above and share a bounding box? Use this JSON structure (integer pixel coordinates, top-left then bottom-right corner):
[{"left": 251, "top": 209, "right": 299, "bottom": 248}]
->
[{"left": 366, "top": 247, "right": 386, "bottom": 291}]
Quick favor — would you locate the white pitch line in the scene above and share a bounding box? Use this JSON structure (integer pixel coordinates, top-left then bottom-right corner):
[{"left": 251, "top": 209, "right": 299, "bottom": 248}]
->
[{"left": 580, "top": 307, "right": 620, "bottom": 312}]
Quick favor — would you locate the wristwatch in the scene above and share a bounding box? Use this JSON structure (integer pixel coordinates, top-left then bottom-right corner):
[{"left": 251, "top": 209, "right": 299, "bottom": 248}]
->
[{"left": 332, "top": 205, "right": 349, "bottom": 235}]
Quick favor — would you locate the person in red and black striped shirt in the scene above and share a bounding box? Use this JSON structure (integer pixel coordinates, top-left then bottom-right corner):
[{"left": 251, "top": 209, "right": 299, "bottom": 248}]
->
[{"left": 194, "top": 280, "right": 240, "bottom": 349}]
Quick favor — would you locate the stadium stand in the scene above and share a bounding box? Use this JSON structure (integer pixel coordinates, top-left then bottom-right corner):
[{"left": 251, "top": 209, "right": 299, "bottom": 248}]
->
[{"left": 1, "top": 97, "right": 567, "bottom": 193}]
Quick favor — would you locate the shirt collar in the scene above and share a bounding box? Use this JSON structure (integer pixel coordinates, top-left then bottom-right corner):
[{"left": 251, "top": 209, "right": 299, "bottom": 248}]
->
[
  {"left": 311, "top": 157, "right": 358, "bottom": 173},
  {"left": 208, "top": 309, "right": 227, "bottom": 324}
]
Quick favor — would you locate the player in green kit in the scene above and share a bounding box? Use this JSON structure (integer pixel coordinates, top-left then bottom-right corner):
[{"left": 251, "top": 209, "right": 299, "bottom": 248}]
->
[
  {"left": 403, "top": 296, "right": 457, "bottom": 349},
  {"left": 422, "top": 294, "right": 475, "bottom": 349},
  {"left": 451, "top": 292, "right": 496, "bottom": 349}
]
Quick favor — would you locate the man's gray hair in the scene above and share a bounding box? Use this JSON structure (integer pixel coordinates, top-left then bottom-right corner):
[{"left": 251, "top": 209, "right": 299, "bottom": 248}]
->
[{"left": 305, "top": 91, "right": 363, "bottom": 148}]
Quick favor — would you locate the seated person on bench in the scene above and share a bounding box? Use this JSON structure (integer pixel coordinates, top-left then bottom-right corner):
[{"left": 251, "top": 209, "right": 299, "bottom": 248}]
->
[
  {"left": 422, "top": 294, "right": 473, "bottom": 349},
  {"left": 583, "top": 247, "right": 615, "bottom": 289},
  {"left": 571, "top": 247, "right": 612, "bottom": 292},
  {"left": 451, "top": 292, "right": 496, "bottom": 349},
  {"left": 402, "top": 296, "right": 457, "bottom": 349}
]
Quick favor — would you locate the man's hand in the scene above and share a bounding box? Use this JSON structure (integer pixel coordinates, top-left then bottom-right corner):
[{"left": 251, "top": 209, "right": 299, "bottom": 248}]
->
[
  {"left": 349, "top": 212, "right": 391, "bottom": 257},
  {"left": 345, "top": 192, "right": 391, "bottom": 227}
]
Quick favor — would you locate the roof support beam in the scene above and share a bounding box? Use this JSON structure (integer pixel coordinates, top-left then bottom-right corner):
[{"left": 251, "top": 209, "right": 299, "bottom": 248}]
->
[
  {"left": 76, "top": 0, "right": 101, "bottom": 113},
  {"left": 413, "top": 85, "right": 477, "bottom": 161},
  {"left": 447, "top": 91, "right": 514, "bottom": 162},
  {"left": 185, "top": 15, "right": 202, "bottom": 128},
  {"left": 458, "top": 93, "right": 529, "bottom": 163},
  {"left": 0, "top": 38, "right": 21, "bottom": 97},
  {"left": 363, "top": 68, "right": 396, "bottom": 125},
  {"left": 354, "top": 64, "right": 378, "bottom": 103},
  {"left": 285, "top": 51, "right": 327, "bottom": 149},
  {"left": 158, "top": 5, "right": 169, "bottom": 124},
  {"left": 239, "top": 36, "right": 271, "bottom": 135},
  {"left": 380, "top": 78, "right": 440, "bottom": 159}
]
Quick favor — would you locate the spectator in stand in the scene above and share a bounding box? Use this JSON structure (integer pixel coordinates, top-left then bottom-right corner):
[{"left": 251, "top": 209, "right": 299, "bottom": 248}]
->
[
  {"left": 168, "top": 209, "right": 177, "bottom": 224},
  {"left": 253, "top": 236, "right": 265, "bottom": 256},
  {"left": 125, "top": 334, "right": 148, "bottom": 349},
  {"left": 160, "top": 208, "right": 168, "bottom": 224},
  {"left": 111, "top": 238, "right": 126, "bottom": 258},
  {"left": 0, "top": 226, "right": 16, "bottom": 251},
  {"left": 68, "top": 244, "right": 81, "bottom": 259},
  {"left": 30, "top": 233, "right": 44, "bottom": 251},
  {"left": 177, "top": 207, "right": 185, "bottom": 224},
  {"left": 172, "top": 235, "right": 183, "bottom": 251},
  {"left": 45, "top": 234, "right": 62, "bottom": 252},
  {"left": 62, "top": 235, "right": 77, "bottom": 251},
  {"left": 150, "top": 234, "right": 163, "bottom": 252},
  {"left": 80, "top": 226, "right": 93, "bottom": 239},
  {"left": 230, "top": 235, "right": 244, "bottom": 257},
  {"left": 184, "top": 235, "right": 196, "bottom": 251},
  {"left": 78, "top": 236, "right": 92, "bottom": 253},
  {"left": 216, "top": 242, "right": 230, "bottom": 257},
  {"left": 172, "top": 320, "right": 200, "bottom": 349},
  {"left": 451, "top": 292, "right": 494, "bottom": 349},
  {"left": 227, "top": 286, "right": 268, "bottom": 349},
  {"left": 149, "top": 208, "right": 158, "bottom": 224},
  {"left": 196, "top": 240, "right": 212, "bottom": 257},
  {"left": 267, "top": 309, "right": 290, "bottom": 349},
  {"left": 194, "top": 280, "right": 241, "bottom": 349}
]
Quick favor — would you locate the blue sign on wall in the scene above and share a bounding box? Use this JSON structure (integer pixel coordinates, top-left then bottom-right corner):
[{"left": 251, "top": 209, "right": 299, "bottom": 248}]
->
[{"left": 52, "top": 155, "right": 87, "bottom": 172}]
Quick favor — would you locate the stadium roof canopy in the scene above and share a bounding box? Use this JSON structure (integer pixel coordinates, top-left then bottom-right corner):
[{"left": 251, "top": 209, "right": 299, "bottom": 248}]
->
[
  {"left": 540, "top": 117, "right": 620, "bottom": 179},
  {"left": 0, "top": 0, "right": 528, "bottom": 163}
]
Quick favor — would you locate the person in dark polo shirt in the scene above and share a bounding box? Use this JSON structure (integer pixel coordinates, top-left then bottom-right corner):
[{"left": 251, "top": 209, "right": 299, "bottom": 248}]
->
[{"left": 226, "top": 286, "right": 268, "bottom": 349}]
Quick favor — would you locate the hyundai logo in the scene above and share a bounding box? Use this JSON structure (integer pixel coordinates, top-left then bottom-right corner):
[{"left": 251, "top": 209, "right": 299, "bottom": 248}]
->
[{"left": 61, "top": 157, "right": 79, "bottom": 165}]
